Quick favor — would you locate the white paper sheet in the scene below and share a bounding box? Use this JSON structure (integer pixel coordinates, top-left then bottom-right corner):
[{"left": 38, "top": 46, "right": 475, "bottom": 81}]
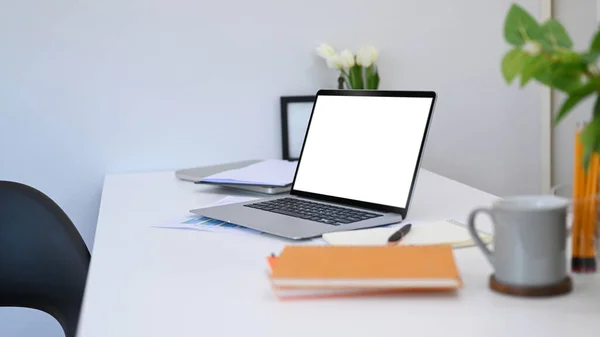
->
[
  {"left": 200, "top": 196, "right": 258, "bottom": 208},
  {"left": 153, "top": 196, "right": 259, "bottom": 233},
  {"left": 199, "top": 159, "right": 297, "bottom": 186},
  {"left": 152, "top": 196, "right": 326, "bottom": 244}
]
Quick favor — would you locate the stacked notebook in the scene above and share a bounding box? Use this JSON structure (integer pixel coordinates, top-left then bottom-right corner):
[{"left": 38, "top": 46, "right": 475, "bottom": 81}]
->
[{"left": 267, "top": 245, "right": 462, "bottom": 300}]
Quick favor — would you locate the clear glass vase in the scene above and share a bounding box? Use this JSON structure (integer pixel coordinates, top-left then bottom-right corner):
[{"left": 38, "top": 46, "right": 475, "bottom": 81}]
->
[{"left": 551, "top": 183, "right": 600, "bottom": 271}]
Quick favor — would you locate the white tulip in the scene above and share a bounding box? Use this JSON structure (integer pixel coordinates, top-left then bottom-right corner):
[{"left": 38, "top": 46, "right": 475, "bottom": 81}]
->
[
  {"left": 339, "top": 49, "right": 355, "bottom": 68},
  {"left": 326, "top": 54, "right": 343, "bottom": 69},
  {"left": 316, "top": 43, "right": 336, "bottom": 59},
  {"left": 356, "top": 45, "right": 379, "bottom": 67}
]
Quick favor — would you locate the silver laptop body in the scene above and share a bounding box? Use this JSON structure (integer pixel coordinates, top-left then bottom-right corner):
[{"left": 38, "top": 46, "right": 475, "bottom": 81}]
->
[{"left": 191, "top": 89, "right": 437, "bottom": 240}]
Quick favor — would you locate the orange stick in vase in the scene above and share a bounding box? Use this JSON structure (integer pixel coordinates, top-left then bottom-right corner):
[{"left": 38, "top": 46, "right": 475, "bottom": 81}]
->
[
  {"left": 576, "top": 152, "right": 598, "bottom": 272},
  {"left": 571, "top": 127, "right": 586, "bottom": 271},
  {"left": 595, "top": 155, "right": 600, "bottom": 261},
  {"left": 583, "top": 154, "right": 600, "bottom": 272}
]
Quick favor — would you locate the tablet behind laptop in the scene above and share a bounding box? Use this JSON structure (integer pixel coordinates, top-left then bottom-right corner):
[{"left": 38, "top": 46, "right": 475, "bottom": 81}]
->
[{"left": 192, "top": 89, "right": 437, "bottom": 239}]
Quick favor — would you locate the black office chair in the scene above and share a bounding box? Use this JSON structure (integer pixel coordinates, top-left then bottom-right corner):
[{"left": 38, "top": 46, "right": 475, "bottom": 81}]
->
[{"left": 0, "top": 181, "right": 91, "bottom": 337}]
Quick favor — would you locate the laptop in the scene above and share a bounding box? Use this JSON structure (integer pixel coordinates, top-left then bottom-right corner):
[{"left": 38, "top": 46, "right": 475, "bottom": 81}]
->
[{"left": 191, "top": 89, "right": 437, "bottom": 240}]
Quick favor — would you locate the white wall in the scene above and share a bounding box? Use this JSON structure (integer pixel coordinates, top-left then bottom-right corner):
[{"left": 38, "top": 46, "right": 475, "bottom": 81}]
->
[
  {"left": 552, "top": 0, "right": 599, "bottom": 187},
  {"left": 0, "top": 0, "right": 540, "bottom": 336}
]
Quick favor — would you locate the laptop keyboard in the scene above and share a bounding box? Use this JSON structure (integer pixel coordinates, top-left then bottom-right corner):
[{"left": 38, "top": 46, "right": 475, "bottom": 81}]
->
[{"left": 244, "top": 197, "right": 382, "bottom": 225}]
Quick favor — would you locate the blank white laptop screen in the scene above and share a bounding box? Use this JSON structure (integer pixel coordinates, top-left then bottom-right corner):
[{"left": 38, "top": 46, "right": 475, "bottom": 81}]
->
[{"left": 292, "top": 94, "right": 434, "bottom": 209}]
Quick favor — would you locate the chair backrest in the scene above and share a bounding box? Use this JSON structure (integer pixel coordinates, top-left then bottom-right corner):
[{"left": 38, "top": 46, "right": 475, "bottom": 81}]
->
[{"left": 0, "top": 181, "right": 90, "bottom": 337}]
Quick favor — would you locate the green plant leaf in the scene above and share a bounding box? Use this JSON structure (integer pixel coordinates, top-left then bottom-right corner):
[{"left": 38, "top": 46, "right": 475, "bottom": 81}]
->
[
  {"left": 502, "top": 48, "right": 530, "bottom": 84},
  {"left": 552, "top": 62, "right": 586, "bottom": 93},
  {"left": 520, "top": 54, "right": 551, "bottom": 86},
  {"left": 591, "top": 30, "right": 600, "bottom": 50},
  {"left": 365, "top": 65, "right": 379, "bottom": 89},
  {"left": 594, "top": 95, "right": 600, "bottom": 118},
  {"left": 373, "top": 72, "right": 380, "bottom": 89},
  {"left": 348, "top": 65, "right": 364, "bottom": 89},
  {"left": 555, "top": 51, "right": 585, "bottom": 64},
  {"left": 582, "top": 50, "right": 600, "bottom": 64},
  {"left": 504, "top": 4, "right": 542, "bottom": 46},
  {"left": 535, "top": 61, "right": 584, "bottom": 93},
  {"left": 554, "top": 81, "right": 596, "bottom": 124},
  {"left": 539, "top": 19, "right": 573, "bottom": 50},
  {"left": 580, "top": 117, "right": 600, "bottom": 170},
  {"left": 546, "top": 73, "right": 582, "bottom": 93}
]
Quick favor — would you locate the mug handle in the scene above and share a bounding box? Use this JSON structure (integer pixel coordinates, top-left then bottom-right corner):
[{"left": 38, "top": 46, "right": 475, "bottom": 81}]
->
[{"left": 467, "top": 208, "right": 494, "bottom": 266}]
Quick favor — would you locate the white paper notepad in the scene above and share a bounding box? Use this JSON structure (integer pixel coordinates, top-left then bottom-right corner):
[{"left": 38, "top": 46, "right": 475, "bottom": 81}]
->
[
  {"left": 322, "top": 220, "right": 492, "bottom": 248},
  {"left": 199, "top": 160, "right": 297, "bottom": 186}
]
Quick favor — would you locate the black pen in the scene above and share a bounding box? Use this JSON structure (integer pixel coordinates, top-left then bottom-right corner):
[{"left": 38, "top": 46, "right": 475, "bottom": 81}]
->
[{"left": 387, "top": 223, "right": 412, "bottom": 246}]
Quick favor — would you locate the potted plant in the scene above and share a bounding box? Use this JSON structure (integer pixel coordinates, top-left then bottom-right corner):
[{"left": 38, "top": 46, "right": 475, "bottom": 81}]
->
[
  {"left": 316, "top": 44, "right": 380, "bottom": 90},
  {"left": 501, "top": 4, "right": 600, "bottom": 167}
]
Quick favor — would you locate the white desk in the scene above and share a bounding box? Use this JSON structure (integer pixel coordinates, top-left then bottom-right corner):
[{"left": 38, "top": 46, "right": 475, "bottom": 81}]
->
[{"left": 77, "top": 164, "right": 600, "bottom": 337}]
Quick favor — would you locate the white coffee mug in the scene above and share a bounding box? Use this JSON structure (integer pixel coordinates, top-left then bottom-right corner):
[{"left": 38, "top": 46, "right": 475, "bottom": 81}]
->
[{"left": 468, "top": 195, "right": 570, "bottom": 287}]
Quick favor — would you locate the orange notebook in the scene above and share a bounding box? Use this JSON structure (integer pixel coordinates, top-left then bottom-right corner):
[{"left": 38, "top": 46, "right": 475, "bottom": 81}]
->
[
  {"left": 268, "top": 254, "right": 424, "bottom": 300},
  {"left": 269, "top": 245, "right": 462, "bottom": 292}
]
